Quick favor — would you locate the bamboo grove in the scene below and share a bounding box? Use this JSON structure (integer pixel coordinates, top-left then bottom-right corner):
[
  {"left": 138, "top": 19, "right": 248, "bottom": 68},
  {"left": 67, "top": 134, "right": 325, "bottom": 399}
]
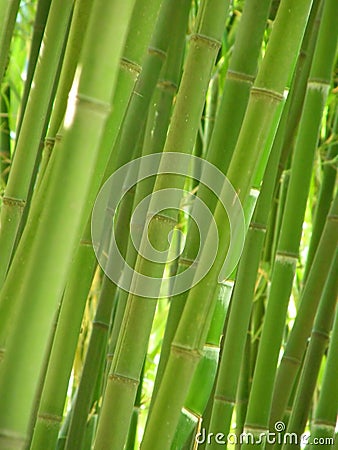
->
[{"left": 0, "top": 0, "right": 337, "bottom": 449}]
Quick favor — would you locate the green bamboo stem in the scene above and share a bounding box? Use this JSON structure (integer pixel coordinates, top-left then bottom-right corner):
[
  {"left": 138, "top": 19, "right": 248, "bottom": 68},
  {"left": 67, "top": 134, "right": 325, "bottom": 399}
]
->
[
  {"left": 0, "top": 83, "right": 10, "bottom": 187},
  {"left": 203, "top": 72, "right": 219, "bottom": 155},
  {"left": 106, "top": 0, "right": 189, "bottom": 382},
  {"left": 96, "top": 0, "right": 164, "bottom": 182},
  {"left": 29, "top": 224, "right": 97, "bottom": 450},
  {"left": 175, "top": 180, "right": 269, "bottom": 448},
  {"left": 309, "top": 306, "right": 338, "bottom": 450},
  {"left": 0, "top": 0, "right": 74, "bottom": 288},
  {"left": 126, "top": 363, "right": 145, "bottom": 450},
  {"left": 269, "top": 193, "right": 338, "bottom": 427},
  {"left": 303, "top": 109, "right": 338, "bottom": 281},
  {"left": 93, "top": 1, "right": 229, "bottom": 449},
  {"left": 15, "top": 0, "right": 53, "bottom": 137},
  {"left": 63, "top": 5, "right": 180, "bottom": 448},
  {"left": 142, "top": 1, "right": 314, "bottom": 448},
  {"left": 66, "top": 3, "right": 187, "bottom": 448},
  {"left": 150, "top": 0, "right": 272, "bottom": 411},
  {"left": 33, "top": 0, "right": 94, "bottom": 192},
  {"left": 0, "top": 0, "right": 21, "bottom": 84},
  {"left": 235, "top": 334, "right": 252, "bottom": 450},
  {"left": 64, "top": 185, "right": 136, "bottom": 450},
  {"left": 94, "top": 0, "right": 179, "bottom": 265},
  {"left": 172, "top": 282, "right": 233, "bottom": 448},
  {"left": 0, "top": 0, "right": 136, "bottom": 447},
  {"left": 282, "top": 252, "right": 338, "bottom": 450},
  {"left": 242, "top": 0, "right": 337, "bottom": 443}
]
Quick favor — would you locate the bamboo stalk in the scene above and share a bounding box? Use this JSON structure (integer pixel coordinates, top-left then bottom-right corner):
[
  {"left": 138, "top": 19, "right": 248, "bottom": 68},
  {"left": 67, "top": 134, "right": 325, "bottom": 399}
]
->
[
  {"left": 270, "top": 193, "right": 338, "bottom": 427},
  {"left": 0, "top": 83, "right": 10, "bottom": 187},
  {"left": 150, "top": 0, "right": 272, "bottom": 412},
  {"left": 242, "top": 0, "right": 337, "bottom": 444},
  {"left": 0, "top": 0, "right": 21, "bottom": 84},
  {"left": 282, "top": 251, "right": 338, "bottom": 449},
  {"left": 309, "top": 306, "right": 338, "bottom": 450},
  {"left": 303, "top": 108, "right": 338, "bottom": 281},
  {"left": 15, "top": 0, "right": 53, "bottom": 137},
  {"left": 142, "top": 1, "right": 314, "bottom": 448},
  {"left": 25, "top": 2, "right": 162, "bottom": 443},
  {"left": 0, "top": 0, "right": 74, "bottom": 288},
  {"left": 93, "top": 2, "right": 229, "bottom": 449},
  {"left": 0, "top": 0, "right": 136, "bottom": 447},
  {"left": 33, "top": 0, "right": 94, "bottom": 192}
]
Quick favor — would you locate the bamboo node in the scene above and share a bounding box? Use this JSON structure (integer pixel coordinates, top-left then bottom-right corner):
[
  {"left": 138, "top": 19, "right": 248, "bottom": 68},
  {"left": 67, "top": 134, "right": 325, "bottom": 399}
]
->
[
  {"left": 80, "top": 239, "right": 92, "bottom": 247},
  {"left": 281, "top": 354, "right": 302, "bottom": 366},
  {"left": 150, "top": 212, "right": 177, "bottom": 226},
  {"left": 275, "top": 251, "right": 298, "bottom": 267},
  {"left": 311, "top": 328, "right": 330, "bottom": 341},
  {"left": 148, "top": 46, "right": 166, "bottom": 61},
  {"left": 108, "top": 373, "right": 139, "bottom": 386},
  {"left": 249, "top": 221, "right": 266, "bottom": 232},
  {"left": 0, "top": 429, "right": 27, "bottom": 446},
  {"left": 44, "top": 137, "right": 56, "bottom": 147},
  {"left": 92, "top": 320, "right": 109, "bottom": 331},
  {"left": 171, "top": 343, "right": 201, "bottom": 360},
  {"left": 75, "top": 94, "right": 111, "bottom": 116},
  {"left": 179, "top": 257, "right": 196, "bottom": 267},
  {"left": 120, "top": 57, "right": 141, "bottom": 75},
  {"left": 2, "top": 196, "right": 26, "bottom": 208},
  {"left": 226, "top": 69, "right": 255, "bottom": 84},
  {"left": 244, "top": 424, "right": 269, "bottom": 434},
  {"left": 213, "top": 394, "right": 236, "bottom": 405},
  {"left": 189, "top": 33, "right": 222, "bottom": 50},
  {"left": 308, "top": 79, "right": 331, "bottom": 91},
  {"left": 251, "top": 87, "right": 284, "bottom": 103},
  {"left": 311, "top": 420, "right": 336, "bottom": 430},
  {"left": 37, "top": 412, "right": 63, "bottom": 424},
  {"left": 328, "top": 213, "right": 338, "bottom": 222},
  {"left": 157, "top": 80, "right": 178, "bottom": 93}
]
